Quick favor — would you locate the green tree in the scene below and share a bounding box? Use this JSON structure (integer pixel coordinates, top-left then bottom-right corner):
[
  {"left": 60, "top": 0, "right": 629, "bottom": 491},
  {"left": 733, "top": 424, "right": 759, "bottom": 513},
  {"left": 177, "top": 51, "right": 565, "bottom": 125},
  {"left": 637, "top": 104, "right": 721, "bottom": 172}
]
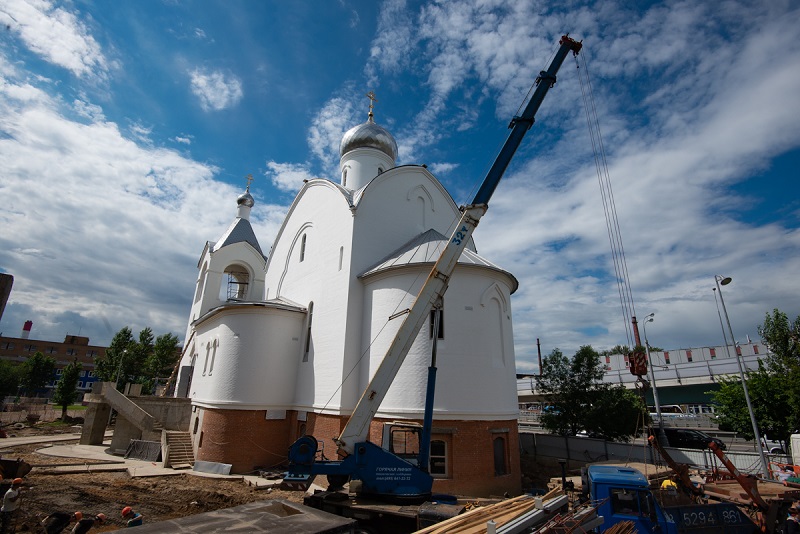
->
[
  {"left": 758, "top": 309, "right": 800, "bottom": 367},
  {"left": 95, "top": 327, "right": 181, "bottom": 394},
  {"left": 142, "top": 333, "right": 180, "bottom": 394},
  {"left": 584, "top": 386, "right": 647, "bottom": 442},
  {"left": 536, "top": 345, "right": 644, "bottom": 440},
  {"left": 598, "top": 345, "right": 631, "bottom": 357},
  {"left": 94, "top": 327, "right": 135, "bottom": 382},
  {"left": 19, "top": 351, "right": 56, "bottom": 396},
  {"left": 599, "top": 343, "right": 663, "bottom": 355},
  {"left": 758, "top": 309, "right": 800, "bottom": 436},
  {"left": 52, "top": 359, "right": 82, "bottom": 421},
  {"left": 121, "top": 327, "right": 154, "bottom": 388},
  {"left": 0, "top": 360, "right": 21, "bottom": 407},
  {"left": 710, "top": 309, "right": 800, "bottom": 447}
]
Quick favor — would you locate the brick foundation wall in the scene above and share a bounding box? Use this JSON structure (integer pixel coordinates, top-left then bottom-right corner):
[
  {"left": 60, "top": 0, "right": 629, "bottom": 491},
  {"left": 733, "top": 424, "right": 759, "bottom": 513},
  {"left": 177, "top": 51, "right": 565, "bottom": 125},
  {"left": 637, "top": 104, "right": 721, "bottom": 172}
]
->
[
  {"left": 428, "top": 420, "right": 521, "bottom": 497},
  {"left": 196, "top": 408, "right": 292, "bottom": 473},
  {"left": 308, "top": 414, "right": 521, "bottom": 497},
  {"left": 198, "top": 408, "right": 521, "bottom": 496}
]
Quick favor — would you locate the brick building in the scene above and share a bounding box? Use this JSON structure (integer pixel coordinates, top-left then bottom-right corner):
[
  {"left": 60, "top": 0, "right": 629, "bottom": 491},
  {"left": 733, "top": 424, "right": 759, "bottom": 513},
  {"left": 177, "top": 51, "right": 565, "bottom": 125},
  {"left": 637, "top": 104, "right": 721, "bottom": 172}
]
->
[{"left": 0, "top": 331, "right": 105, "bottom": 398}]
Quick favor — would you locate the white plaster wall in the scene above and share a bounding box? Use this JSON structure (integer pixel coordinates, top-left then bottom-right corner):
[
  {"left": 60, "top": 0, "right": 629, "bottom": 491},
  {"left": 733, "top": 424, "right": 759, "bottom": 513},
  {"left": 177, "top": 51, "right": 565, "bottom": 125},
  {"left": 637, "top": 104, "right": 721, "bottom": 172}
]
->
[
  {"left": 350, "top": 166, "right": 470, "bottom": 276},
  {"left": 361, "top": 265, "right": 519, "bottom": 421},
  {"left": 255, "top": 163, "right": 517, "bottom": 422},
  {"left": 340, "top": 147, "right": 394, "bottom": 191},
  {"left": 263, "top": 181, "right": 357, "bottom": 413},
  {"left": 188, "top": 307, "right": 303, "bottom": 409}
]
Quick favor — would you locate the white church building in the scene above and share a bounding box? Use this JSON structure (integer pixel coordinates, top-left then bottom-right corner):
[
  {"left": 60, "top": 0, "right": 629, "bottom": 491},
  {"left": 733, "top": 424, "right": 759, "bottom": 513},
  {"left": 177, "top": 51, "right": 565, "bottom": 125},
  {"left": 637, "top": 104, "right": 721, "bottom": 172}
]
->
[{"left": 174, "top": 103, "right": 522, "bottom": 497}]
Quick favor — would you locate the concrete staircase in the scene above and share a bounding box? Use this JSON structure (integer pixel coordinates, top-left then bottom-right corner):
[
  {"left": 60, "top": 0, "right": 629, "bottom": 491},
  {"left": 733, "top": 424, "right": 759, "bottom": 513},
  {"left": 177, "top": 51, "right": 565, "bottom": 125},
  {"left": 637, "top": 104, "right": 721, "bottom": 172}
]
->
[{"left": 162, "top": 430, "right": 194, "bottom": 469}]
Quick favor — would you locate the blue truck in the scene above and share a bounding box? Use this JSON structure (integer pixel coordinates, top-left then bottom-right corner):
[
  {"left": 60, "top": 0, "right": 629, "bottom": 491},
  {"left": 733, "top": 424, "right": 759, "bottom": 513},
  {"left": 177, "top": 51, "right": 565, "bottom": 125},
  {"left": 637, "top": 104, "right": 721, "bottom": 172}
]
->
[{"left": 586, "top": 465, "right": 758, "bottom": 533}]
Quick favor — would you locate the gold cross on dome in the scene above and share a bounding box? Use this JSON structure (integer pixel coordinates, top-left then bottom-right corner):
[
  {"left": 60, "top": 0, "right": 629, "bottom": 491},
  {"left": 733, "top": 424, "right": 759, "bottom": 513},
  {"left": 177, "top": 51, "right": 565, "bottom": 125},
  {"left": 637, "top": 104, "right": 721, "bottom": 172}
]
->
[
  {"left": 366, "top": 91, "right": 377, "bottom": 119},
  {"left": 245, "top": 173, "right": 254, "bottom": 191}
]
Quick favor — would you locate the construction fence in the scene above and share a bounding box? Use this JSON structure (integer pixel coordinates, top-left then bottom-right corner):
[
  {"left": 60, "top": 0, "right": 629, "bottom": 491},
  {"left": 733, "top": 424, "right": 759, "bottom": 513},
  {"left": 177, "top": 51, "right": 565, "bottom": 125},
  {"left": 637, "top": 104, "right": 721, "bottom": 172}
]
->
[
  {"left": 1, "top": 396, "right": 86, "bottom": 425},
  {"left": 520, "top": 431, "right": 790, "bottom": 477}
]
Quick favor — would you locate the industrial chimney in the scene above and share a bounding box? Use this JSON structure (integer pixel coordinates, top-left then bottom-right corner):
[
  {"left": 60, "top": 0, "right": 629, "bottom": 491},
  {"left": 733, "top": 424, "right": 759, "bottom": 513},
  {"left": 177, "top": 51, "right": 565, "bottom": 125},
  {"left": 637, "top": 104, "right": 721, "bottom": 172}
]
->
[{"left": 21, "top": 320, "right": 32, "bottom": 339}]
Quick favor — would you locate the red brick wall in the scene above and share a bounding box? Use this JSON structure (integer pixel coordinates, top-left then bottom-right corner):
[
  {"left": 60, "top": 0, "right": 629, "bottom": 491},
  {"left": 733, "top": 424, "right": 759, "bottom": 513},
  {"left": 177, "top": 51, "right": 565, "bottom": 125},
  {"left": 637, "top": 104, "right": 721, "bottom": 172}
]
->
[
  {"left": 198, "top": 409, "right": 521, "bottom": 496},
  {"left": 428, "top": 420, "right": 521, "bottom": 497},
  {"left": 364, "top": 417, "right": 520, "bottom": 497},
  {"left": 196, "top": 408, "right": 291, "bottom": 473}
]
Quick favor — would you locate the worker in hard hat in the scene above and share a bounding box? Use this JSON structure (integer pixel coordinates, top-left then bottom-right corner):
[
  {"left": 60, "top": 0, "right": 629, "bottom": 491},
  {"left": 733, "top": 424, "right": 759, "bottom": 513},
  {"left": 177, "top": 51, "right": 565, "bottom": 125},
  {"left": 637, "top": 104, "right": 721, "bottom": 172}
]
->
[
  {"left": 121, "top": 506, "right": 143, "bottom": 527},
  {"left": 1, "top": 478, "right": 24, "bottom": 534},
  {"left": 41, "top": 511, "right": 82, "bottom": 533},
  {"left": 72, "top": 512, "right": 106, "bottom": 534}
]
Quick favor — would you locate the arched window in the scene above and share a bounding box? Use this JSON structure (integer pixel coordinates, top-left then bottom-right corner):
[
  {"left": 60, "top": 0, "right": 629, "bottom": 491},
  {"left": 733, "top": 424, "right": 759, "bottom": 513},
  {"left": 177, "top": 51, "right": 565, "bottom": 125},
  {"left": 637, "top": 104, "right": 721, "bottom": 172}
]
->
[
  {"left": 429, "top": 308, "right": 444, "bottom": 339},
  {"left": 493, "top": 436, "right": 508, "bottom": 476},
  {"left": 194, "top": 264, "right": 207, "bottom": 303},
  {"left": 342, "top": 168, "right": 348, "bottom": 187},
  {"left": 303, "top": 302, "right": 314, "bottom": 362},
  {"left": 339, "top": 246, "right": 344, "bottom": 271},
  {"left": 202, "top": 342, "right": 212, "bottom": 376},
  {"left": 208, "top": 339, "right": 218, "bottom": 375},
  {"left": 300, "top": 234, "right": 307, "bottom": 262},
  {"left": 220, "top": 265, "right": 249, "bottom": 300}
]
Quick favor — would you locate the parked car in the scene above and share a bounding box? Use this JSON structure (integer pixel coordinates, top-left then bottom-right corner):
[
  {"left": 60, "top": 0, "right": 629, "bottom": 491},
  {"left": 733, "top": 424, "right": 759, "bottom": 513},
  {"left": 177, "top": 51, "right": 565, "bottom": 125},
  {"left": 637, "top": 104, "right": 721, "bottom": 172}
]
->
[{"left": 662, "top": 428, "right": 726, "bottom": 450}]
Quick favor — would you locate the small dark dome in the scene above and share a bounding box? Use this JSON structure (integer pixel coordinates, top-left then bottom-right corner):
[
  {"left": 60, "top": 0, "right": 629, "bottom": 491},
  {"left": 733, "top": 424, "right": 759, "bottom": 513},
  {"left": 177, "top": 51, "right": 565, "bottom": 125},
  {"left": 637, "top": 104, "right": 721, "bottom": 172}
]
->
[{"left": 339, "top": 118, "right": 398, "bottom": 160}]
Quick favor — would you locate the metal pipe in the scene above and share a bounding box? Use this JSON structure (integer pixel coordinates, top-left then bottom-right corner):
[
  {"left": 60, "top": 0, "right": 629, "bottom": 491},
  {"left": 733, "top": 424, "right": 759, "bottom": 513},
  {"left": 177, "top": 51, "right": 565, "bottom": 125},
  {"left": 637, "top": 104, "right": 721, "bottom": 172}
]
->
[
  {"left": 642, "top": 314, "right": 668, "bottom": 446},
  {"left": 641, "top": 314, "right": 662, "bottom": 428},
  {"left": 714, "top": 275, "right": 769, "bottom": 477},
  {"left": 712, "top": 288, "right": 730, "bottom": 348}
]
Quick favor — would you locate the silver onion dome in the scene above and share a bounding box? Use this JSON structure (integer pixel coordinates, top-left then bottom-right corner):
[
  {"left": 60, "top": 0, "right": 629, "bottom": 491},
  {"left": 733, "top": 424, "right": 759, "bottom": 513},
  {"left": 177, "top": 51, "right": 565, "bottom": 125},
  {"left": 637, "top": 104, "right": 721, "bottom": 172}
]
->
[
  {"left": 339, "top": 117, "right": 398, "bottom": 161},
  {"left": 237, "top": 190, "right": 254, "bottom": 208}
]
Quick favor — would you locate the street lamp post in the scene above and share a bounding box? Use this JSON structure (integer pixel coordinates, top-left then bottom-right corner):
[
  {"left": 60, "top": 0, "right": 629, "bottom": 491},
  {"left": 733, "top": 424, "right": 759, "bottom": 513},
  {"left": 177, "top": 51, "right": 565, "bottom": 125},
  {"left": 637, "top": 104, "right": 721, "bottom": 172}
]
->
[
  {"left": 642, "top": 313, "right": 668, "bottom": 446},
  {"left": 712, "top": 288, "right": 730, "bottom": 348},
  {"left": 115, "top": 349, "right": 128, "bottom": 391},
  {"left": 641, "top": 313, "right": 662, "bottom": 427},
  {"left": 714, "top": 275, "right": 769, "bottom": 477}
]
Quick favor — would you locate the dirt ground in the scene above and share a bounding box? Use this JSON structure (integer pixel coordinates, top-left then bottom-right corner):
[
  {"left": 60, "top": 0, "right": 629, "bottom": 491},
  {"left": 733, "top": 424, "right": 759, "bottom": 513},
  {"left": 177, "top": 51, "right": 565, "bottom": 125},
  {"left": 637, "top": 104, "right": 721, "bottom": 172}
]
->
[{"left": 0, "top": 426, "right": 304, "bottom": 533}]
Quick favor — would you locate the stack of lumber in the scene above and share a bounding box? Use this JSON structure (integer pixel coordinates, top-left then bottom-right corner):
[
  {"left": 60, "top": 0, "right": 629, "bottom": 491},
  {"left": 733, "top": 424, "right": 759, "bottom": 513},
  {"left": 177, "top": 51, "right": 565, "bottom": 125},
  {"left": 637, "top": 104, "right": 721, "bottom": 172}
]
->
[
  {"left": 414, "top": 488, "right": 565, "bottom": 534},
  {"left": 604, "top": 520, "right": 637, "bottom": 533}
]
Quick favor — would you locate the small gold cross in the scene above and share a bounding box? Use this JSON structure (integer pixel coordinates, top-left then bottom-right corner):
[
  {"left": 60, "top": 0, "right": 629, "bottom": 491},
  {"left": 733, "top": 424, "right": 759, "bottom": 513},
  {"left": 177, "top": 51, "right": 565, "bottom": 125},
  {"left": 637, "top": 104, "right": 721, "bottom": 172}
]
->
[{"left": 366, "top": 91, "right": 377, "bottom": 119}]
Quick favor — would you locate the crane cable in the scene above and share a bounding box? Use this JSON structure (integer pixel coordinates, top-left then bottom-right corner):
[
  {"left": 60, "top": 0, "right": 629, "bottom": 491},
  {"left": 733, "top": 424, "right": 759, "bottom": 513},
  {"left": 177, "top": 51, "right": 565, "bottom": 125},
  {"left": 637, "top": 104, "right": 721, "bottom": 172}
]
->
[{"left": 575, "top": 52, "right": 638, "bottom": 350}]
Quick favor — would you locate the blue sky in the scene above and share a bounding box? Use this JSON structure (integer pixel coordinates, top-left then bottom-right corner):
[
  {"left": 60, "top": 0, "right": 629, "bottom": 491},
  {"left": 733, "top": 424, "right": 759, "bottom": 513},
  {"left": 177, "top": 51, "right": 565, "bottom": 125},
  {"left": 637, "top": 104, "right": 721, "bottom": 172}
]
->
[{"left": 1, "top": 0, "right": 799, "bottom": 373}]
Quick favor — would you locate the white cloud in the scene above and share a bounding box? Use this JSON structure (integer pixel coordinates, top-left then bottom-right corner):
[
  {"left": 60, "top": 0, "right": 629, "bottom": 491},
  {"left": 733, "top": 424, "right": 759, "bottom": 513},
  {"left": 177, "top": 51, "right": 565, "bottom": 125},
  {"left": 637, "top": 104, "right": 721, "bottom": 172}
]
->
[
  {"left": 72, "top": 97, "right": 104, "bottom": 121},
  {"left": 308, "top": 96, "right": 356, "bottom": 173},
  {"left": 265, "top": 161, "right": 320, "bottom": 192},
  {"left": 428, "top": 162, "right": 458, "bottom": 175},
  {"left": 365, "top": 0, "right": 415, "bottom": 86},
  {"left": 189, "top": 68, "right": 243, "bottom": 111},
  {"left": 0, "top": 0, "right": 108, "bottom": 79},
  {"left": 0, "top": 73, "right": 282, "bottom": 344},
  {"left": 129, "top": 122, "right": 152, "bottom": 144},
  {"left": 173, "top": 135, "right": 192, "bottom": 145}
]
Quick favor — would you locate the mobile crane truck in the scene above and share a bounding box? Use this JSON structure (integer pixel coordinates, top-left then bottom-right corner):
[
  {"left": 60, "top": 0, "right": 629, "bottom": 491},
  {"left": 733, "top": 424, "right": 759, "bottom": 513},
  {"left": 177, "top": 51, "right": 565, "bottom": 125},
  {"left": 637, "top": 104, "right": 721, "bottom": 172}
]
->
[{"left": 281, "top": 35, "right": 582, "bottom": 530}]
